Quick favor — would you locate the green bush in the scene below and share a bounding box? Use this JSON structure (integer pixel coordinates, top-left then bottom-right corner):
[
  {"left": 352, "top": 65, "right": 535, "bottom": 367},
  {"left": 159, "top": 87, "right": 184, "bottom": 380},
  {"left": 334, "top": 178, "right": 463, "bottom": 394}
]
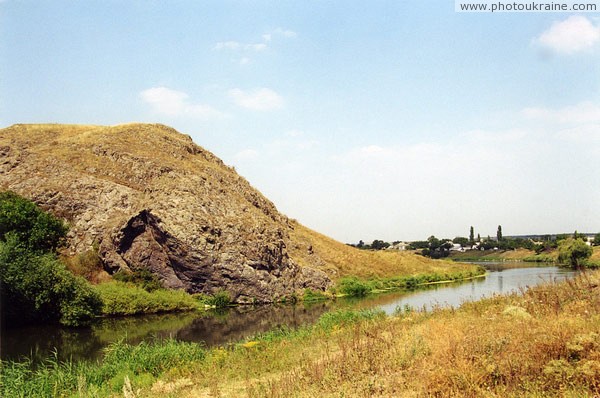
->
[
  {"left": 0, "top": 235, "right": 102, "bottom": 326},
  {"left": 558, "top": 238, "right": 593, "bottom": 268},
  {"left": 0, "top": 192, "right": 102, "bottom": 326},
  {"left": 0, "top": 191, "right": 68, "bottom": 252},
  {"left": 112, "top": 268, "right": 162, "bottom": 292},
  {"left": 338, "top": 277, "right": 372, "bottom": 297},
  {"left": 198, "top": 289, "right": 232, "bottom": 308}
]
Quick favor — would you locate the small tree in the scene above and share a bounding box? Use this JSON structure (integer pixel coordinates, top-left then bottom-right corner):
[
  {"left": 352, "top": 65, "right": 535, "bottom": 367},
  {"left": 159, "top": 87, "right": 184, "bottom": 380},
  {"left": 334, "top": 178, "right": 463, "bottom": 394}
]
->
[
  {"left": 469, "top": 226, "right": 475, "bottom": 244},
  {"left": 557, "top": 238, "right": 592, "bottom": 268},
  {"left": 0, "top": 192, "right": 101, "bottom": 326},
  {"left": 0, "top": 191, "right": 68, "bottom": 252},
  {"left": 497, "top": 225, "right": 503, "bottom": 242}
]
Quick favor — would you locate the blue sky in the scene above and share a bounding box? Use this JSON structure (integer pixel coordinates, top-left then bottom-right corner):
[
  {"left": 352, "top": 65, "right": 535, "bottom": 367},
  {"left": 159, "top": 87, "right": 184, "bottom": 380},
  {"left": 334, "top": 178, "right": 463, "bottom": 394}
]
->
[{"left": 2, "top": 1, "right": 600, "bottom": 242}]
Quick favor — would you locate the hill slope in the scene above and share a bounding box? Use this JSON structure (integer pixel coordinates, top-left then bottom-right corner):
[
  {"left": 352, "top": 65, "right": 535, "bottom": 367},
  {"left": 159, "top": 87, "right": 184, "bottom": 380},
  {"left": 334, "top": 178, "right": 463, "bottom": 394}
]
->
[{"left": 0, "top": 123, "right": 475, "bottom": 302}]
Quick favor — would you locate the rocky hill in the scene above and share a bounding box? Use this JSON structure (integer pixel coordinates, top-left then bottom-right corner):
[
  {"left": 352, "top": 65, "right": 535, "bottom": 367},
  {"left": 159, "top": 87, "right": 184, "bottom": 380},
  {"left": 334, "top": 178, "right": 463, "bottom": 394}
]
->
[{"left": 0, "top": 123, "right": 472, "bottom": 303}]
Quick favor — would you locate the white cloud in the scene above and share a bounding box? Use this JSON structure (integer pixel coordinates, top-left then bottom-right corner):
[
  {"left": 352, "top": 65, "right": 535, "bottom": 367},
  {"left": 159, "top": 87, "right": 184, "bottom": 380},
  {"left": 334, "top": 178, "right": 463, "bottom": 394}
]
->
[
  {"left": 228, "top": 88, "right": 284, "bottom": 111},
  {"left": 534, "top": 16, "right": 600, "bottom": 54},
  {"left": 214, "top": 41, "right": 241, "bottom": 50},
  {"left": 245, "top": 43, "right": 267, "bottom": 51},
  {"left": 214, "top": 27, "right": 296, "bottom": 55},
  {"left": 140, "top": 87, "right": 224, "bottom": 120},
  {"left": 273, "top": 28, "right": 297, "bottom": 38}
]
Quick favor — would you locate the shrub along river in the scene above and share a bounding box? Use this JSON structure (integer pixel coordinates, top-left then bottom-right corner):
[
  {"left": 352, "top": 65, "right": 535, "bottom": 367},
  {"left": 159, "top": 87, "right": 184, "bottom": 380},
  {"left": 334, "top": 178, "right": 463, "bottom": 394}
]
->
[{"left": 1, "top": 263, "right": 577, "bottom": 363}]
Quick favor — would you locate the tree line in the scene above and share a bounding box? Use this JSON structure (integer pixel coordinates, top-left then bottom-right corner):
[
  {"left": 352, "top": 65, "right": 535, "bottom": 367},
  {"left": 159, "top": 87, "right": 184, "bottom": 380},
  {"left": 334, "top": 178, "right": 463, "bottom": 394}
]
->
[{"left": 348, "top": 225, "right": 600, "bottom": 262}]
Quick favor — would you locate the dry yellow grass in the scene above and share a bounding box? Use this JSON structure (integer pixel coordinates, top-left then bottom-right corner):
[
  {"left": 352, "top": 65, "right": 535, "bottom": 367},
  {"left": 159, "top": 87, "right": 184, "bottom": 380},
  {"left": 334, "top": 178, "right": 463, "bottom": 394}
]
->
[
  {"left": 148, "top": 270, "right": 600, "bottom": 397},
  {"left": 289, "top": 222, "right": 478, "bottom": 280}
]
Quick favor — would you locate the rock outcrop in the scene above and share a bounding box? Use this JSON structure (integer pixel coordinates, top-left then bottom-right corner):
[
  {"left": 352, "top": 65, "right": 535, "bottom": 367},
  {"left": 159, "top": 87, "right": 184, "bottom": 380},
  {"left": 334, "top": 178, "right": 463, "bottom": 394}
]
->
[{"left": 0, "top": 123, "right": 330, "bottom": 302}]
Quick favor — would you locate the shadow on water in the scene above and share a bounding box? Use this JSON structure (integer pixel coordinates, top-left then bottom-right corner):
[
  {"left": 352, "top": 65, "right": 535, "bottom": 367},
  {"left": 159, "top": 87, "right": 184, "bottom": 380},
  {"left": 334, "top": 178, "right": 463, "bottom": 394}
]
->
[
  {"left": 1, "top": 301, "right": 337, "bottom": 363},
  {"left": 0, "top": 263, "right": 577, "bottom": 363}
]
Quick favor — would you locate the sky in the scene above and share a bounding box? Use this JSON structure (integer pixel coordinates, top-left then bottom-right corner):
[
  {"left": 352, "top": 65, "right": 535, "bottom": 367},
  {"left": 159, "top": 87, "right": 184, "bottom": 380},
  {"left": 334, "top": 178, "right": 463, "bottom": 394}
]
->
[{"left": 1, "top": 1, "right": 600, "bottom": 243}]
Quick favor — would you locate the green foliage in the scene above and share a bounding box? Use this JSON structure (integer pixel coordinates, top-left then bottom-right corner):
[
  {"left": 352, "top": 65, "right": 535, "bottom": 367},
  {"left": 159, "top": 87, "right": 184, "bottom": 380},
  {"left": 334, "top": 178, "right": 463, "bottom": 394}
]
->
[
  {"left": 453, "top": 236, "right": 470, "bottom": 246},
  {"left": 0, "top": 339, "right": 206, "bottom": 397},
  {"left": 351, "top": 239, "right": 390, "bottom": 250},
  {"left": 200, "top": 289, "right": 232, "bottom": 308},
  {"left": 303, "top": 288, "right": 328, "bottom": 302},
  {"left": 338, "top": 277, "right": 372, "bottom": 296},
  {"left": 558, "top": 238, "right": 593, "bottom": 268},
  {"left": 0, "top": 191, "right": 68, "bottom": 252},
  {"left": 408, "top": 240, "right": 429, "bottom": 250},
  {"left": 0, "top": 234, "right": 102, "bottom": 326},
  {"left": 594, "top": 233, "right": 600, "bottom": 246},
  {"left": 0, "top": 192, "right": 101, "bottom": 326},
  {"left": 112, "top": 268, "right": 162, "bottom": 292},
  {"left": 94, "top": 281, "right": 199, "bottom": 316},
  {"left": 370, "top": 239, "right": 390, "bottom": 250}
]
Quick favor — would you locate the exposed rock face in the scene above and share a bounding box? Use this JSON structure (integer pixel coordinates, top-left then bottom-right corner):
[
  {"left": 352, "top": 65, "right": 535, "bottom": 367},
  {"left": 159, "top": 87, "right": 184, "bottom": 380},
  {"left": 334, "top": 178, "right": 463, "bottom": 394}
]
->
[{"left": 0, "top": 123, "right": 331, "bottom": 302}]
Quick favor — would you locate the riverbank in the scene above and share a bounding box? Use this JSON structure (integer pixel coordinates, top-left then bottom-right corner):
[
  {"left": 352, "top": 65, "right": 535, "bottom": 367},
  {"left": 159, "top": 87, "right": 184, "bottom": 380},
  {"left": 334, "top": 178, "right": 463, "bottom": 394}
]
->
[
  {"left": 450, "top": 246, "right": 600, "bottom": 266},
  {"left": 3, "top": 269, "right": 598, "bottom": 397}
]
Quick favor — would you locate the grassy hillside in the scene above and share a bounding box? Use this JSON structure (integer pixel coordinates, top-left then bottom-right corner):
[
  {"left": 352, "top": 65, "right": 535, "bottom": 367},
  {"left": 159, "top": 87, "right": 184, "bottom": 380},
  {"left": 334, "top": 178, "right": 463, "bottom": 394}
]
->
[{"left": 288, "top": 222, "right": 479, "bottom": 280}]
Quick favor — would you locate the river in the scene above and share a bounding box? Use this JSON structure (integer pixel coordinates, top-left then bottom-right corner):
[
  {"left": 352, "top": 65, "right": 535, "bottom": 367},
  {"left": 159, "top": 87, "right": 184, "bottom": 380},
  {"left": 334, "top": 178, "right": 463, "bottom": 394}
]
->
[{"left": 0, "top": 263, "right": 577, "bottom": 363}]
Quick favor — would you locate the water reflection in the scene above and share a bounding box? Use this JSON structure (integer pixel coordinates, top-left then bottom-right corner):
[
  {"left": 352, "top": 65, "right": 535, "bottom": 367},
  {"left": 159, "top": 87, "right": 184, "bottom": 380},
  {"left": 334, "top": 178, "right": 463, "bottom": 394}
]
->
[
  {"left": 1, "top": 300, "right": 336, "bottom": 362},
  {"left": 0, "top": 263, "right": 577, "bottom": 362}
]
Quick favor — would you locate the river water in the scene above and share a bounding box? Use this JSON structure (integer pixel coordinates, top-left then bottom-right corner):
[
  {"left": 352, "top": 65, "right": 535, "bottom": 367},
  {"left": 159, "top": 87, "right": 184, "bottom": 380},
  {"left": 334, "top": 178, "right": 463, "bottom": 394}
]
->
[{"left": 0, "top": 263, "right": 577, "bottom": 363}]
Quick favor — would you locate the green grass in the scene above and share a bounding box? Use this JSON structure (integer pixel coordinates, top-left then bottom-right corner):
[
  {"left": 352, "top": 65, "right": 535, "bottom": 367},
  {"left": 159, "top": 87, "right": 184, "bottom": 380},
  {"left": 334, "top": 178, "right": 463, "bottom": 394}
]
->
[
  {"left": 0, "top": 339, "right": 207, "bottom": 398},
  {"left": 94, "top": 281, "right": 200, "bottom": 316},
  {"left": 337, "top": 267, "right": 486, "bottom": 296},
  {"left": 196, "top": 289, "right": 233, "bottom": 308}
]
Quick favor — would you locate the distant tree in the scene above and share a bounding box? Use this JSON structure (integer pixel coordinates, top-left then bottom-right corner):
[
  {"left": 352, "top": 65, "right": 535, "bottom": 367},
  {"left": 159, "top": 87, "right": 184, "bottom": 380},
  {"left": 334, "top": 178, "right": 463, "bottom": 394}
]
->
[
  {"left": 477, "top": 233, "right": 481, "bottom": 242},
  {"left": 371, "top": 240, "right": 390, "bottom": 250},
  {"left": 594, "top": 233, "right": 600, "bottom": 246},
  {"left": 409, "top": 240, "right": 429, "bottom": 250},
  {"left": 427, "top": 236, "right": 441, "bottom": 251},
  {"left": 357, "top": 240, "right": 365, "bottom": 249},
  {"left": 557, "top": 238, "right": 592, "bottom": 268},
  {"left": 469, "top": 226, "right": 475, "bottom": 243},
  {"left": 453, "top": 237, "right": 469, "bottom": 246},
  {"left": 497, "top": 225, "right": 503, "bottom": 242}
]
